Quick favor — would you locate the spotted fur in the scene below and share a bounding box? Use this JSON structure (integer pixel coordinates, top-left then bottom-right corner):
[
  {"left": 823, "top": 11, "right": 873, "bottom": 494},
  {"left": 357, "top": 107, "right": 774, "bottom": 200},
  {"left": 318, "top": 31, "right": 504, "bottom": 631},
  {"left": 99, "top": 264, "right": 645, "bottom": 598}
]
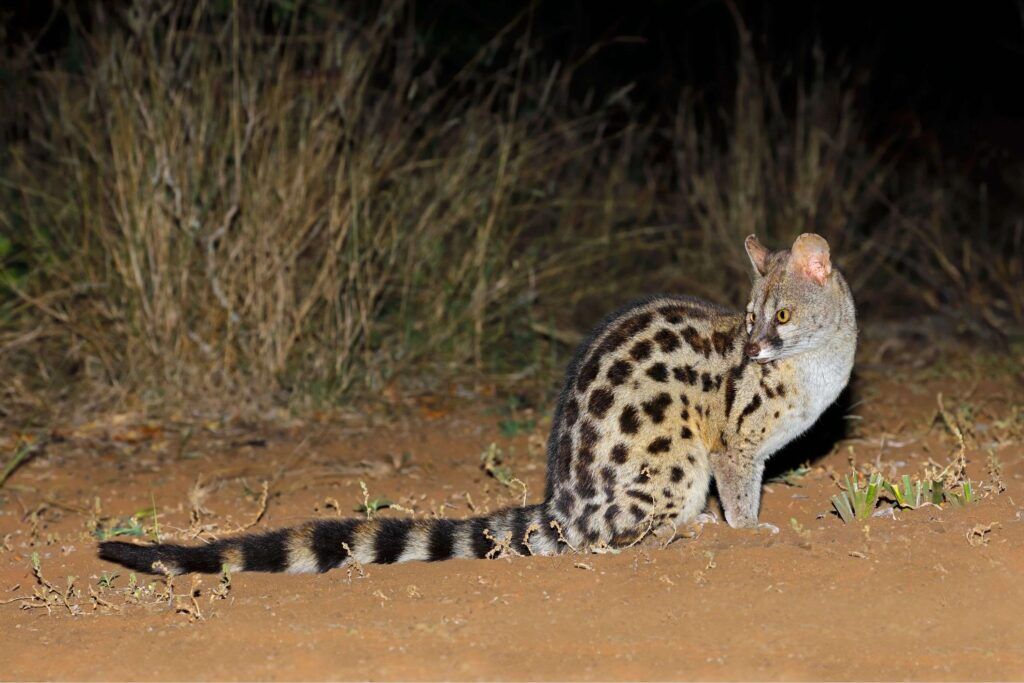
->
[{"left": 98, "top": 233, "right": 856, "bottom": 575}]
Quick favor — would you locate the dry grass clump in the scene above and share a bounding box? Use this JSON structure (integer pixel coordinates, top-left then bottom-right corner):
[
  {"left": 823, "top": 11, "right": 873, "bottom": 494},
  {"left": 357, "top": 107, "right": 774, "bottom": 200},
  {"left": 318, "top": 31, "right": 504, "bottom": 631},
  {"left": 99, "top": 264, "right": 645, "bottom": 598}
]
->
[
  {"left": 1, "top": 1, "right": 1020, "bottom": 423},
  {"left": 0, "top": 2, "right": 659, "bottom": 417}
]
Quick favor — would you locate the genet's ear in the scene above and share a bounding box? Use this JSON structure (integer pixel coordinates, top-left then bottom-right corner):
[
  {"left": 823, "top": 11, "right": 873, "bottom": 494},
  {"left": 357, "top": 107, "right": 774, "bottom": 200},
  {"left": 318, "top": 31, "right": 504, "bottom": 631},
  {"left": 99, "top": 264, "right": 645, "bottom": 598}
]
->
[
  {"left": 744, "top": 235, "right": 771, "bottom": 276},
  {"left": 789, "top": 233, "right": 832, "bottom": 286}
]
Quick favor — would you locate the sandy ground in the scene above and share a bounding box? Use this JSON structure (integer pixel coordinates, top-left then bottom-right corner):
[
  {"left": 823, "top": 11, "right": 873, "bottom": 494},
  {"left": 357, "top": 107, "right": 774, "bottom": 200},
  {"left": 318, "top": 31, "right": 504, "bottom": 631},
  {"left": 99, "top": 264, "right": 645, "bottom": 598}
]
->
[{"left": 1, "top": 347, "right": 1023, "bottom": 681}]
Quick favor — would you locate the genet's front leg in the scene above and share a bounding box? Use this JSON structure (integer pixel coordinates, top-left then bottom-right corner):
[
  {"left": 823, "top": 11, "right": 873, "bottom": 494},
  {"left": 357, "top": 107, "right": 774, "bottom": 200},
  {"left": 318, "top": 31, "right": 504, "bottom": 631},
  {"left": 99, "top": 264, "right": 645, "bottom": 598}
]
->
[{"left": 710, "top": 453, "right": 765, "bottom": 529}]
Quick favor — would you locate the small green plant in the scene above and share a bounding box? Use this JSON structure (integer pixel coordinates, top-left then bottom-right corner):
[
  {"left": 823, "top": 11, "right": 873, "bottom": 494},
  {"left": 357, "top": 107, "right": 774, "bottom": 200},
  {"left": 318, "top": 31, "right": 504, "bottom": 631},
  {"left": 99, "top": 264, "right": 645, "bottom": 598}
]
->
[
  {"left": 496, "top": 395, "right": 537, "bottom": 437},
  {"left": 480, "top": 443, "right": 515, "bottom": 486},
  {"left": 92, "top": 506, "right": 159, "bottom": 541},
  {"left": 0, "top": 441, "right": 36, "bottom": 489},
  {"left": 944, "top": 480, "right": 976, "bottom": 507},
  {"left": 354, "top": 481, "right": 392, "bottom": 519},
  {"left": 480, "top": 442, "right": 528, "bottom": 504},
  {"left": 498, "top": 417, "right": 537, "bottom": 438},
  {"left": 831, "top": 472, "right": 883, "bottom": 523},
  {"left": 97, "top": 572, "right": 119, "bottom": 589},
  {"left": 882, "top": 475, "right": 943, "bottom": 509}
]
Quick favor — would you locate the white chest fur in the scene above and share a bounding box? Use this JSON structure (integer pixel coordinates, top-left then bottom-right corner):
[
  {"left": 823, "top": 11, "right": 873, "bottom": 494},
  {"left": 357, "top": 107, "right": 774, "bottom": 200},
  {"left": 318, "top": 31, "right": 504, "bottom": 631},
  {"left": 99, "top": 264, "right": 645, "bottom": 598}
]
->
[{"left": 756, "top": 340, "right": 855, "bottom": 461}]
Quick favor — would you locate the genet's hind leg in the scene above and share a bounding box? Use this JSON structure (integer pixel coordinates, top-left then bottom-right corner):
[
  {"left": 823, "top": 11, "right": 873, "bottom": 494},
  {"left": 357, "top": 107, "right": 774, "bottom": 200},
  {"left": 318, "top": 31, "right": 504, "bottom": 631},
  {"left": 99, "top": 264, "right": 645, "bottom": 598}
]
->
[{"left": 668, "top": 448, "right": 712, "bottom": 526}]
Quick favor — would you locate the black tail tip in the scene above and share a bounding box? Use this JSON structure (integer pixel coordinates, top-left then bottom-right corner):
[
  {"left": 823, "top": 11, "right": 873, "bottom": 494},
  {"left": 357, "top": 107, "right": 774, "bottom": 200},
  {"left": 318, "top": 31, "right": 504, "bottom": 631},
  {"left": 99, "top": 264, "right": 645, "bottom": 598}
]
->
[{"left": 98, "top": 541, "right": 163, "bottom": 573}]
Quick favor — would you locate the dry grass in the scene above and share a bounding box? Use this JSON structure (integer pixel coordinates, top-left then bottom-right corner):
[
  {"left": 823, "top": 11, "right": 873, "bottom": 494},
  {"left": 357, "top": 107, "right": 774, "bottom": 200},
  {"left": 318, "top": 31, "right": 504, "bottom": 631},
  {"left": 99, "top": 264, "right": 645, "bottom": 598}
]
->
[{"left": 0, "top": 1, "right": 1020, "bottom": 424}]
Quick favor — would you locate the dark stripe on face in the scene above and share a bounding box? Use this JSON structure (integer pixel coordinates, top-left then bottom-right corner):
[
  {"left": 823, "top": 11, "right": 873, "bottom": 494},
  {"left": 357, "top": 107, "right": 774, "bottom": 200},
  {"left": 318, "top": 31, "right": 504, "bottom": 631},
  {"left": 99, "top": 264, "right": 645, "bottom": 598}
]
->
[
  {"left": 428, "top": 519, "right": 456, "bottom": 561},
  {"left": 241, "top": 529, "right": 291, "bottom": 572},
  {"left": 310, "top": 519, "right": 359, "bottom": 572},
  {"left": 374, "top": 518, "right": 413, "bottom": 564}
]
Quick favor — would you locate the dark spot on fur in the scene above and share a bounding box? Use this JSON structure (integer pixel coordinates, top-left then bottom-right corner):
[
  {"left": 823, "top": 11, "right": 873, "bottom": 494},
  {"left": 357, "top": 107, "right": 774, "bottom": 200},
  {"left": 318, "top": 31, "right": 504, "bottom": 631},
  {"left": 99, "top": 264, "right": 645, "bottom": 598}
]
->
[
  {"left": 681, "top": 326, "right": 712, "bottom": 358},
  {"left": 654, "top": 328, "right": 681, "bottom": 353},
  {"left": 687, "top": 454, "right": 697, "bottom": 465},
  {"left": 627, "top": 489, "right": 655, "bottom": 505},
  {"left": 680, "top": 426, "right": 693, "bottom": 439},
  {"left": 607, "top": 360, "right": 632, "bottom": 386},
  {"left": 724, "top": 356, "right": 749, "bottom": 417},
  {"left": 641, "top": 392, "right": 673, "bottom": 423},
  {"left": 680, "top": 408, "right": 690, "bottom": 421},
  {"left": 630, "top": 339, "right": 653, "bottom": 362},
  {"left": 579, "top": 503, "right": 600, "bottom": 522},
  {"left": 646, "top": 362, "right": 669, "bottom": 382},
  {"left": 600, "top": 466, "right": 616, "bottom": 486},
  {"left": 555, "top": 490, "right": 574, "bottom": 516},
  {"left": 630, "top": 504, "right": 647, "bottom": 522},
  {"left": 619, "top": 405, "right": 641, "bottom": 434},
  {"left": 711, "top": 328, "right": 737, "bottom": 356},
  {"left": 564, "top": 397, "right": 580, "bottom": 427},
  {"left": 599, "top": 313, "right": 654, "bottom": 356},
  {"left": 658, "top": 304, "right": 709, "bottom": 323},
  {"left": 701, "top": 372, "right": 715, "bottom": 392},
  {"left": 580, "top": 421, "right": 599, "bottom": 448},
  {"left": 776, "top": 383, "right": 787, "bottom": 397},
  {"left": 647, "top": 436, "right": 672, "bottom": 454},
  {"left": 604, "top": 504, "right": 620, "bottom": 524},
  {"left": 673, "top": 365, "right": 698, "bottom": 385},
  {"left": 576, "top": 357, "right": 600, "bottom": 393},
  {"left": 670, "top": 466, "right": 684, "bottom": 483},
  {"left": 556, "top": 433, "right": 572, "bottom": 481},
  {"left": 587, "top": 387, "right": 615, "bottom": 419},
  {"left": 575, "top": 460, "right": 597, "bottom": 499},
  {"left": 736, "top": 393, "right": 763, "bottom": 432},
  {"left": 611, "top": 443, "right": 629, "bottom": 464}
]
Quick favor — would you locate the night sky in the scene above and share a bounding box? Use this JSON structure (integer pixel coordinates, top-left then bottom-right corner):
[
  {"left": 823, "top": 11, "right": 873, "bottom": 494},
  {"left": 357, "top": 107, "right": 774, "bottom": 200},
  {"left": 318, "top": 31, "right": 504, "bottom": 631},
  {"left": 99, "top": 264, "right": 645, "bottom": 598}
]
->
[{"left": 5, "top": 1, "right": 1023, "bottom": 179}]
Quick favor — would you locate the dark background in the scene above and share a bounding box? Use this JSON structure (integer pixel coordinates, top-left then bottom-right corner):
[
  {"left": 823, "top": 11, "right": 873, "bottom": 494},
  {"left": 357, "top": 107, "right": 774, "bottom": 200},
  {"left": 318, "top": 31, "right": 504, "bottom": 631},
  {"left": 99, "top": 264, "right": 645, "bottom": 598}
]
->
[{"left": 7, "top": 0, "right": 1024, "bottom": 171}]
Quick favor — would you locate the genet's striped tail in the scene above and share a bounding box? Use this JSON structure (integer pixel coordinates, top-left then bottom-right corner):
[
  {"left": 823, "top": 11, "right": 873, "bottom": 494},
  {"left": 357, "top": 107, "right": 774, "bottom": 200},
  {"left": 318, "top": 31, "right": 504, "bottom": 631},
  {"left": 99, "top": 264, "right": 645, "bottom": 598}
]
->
[{"left": 98, "top": 503, "right": 563, "bottom": 575}]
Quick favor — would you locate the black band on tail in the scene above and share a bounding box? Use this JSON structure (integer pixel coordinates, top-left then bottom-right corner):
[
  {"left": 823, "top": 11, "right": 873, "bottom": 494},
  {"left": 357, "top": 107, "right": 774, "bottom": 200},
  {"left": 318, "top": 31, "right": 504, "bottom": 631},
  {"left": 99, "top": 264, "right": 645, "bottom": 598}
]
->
[
  {"left": 98, "top": 539, "right": 224, "bottom": 574},
  {"left": 98, "top": 505, "right": 560, "bottom": 574}
]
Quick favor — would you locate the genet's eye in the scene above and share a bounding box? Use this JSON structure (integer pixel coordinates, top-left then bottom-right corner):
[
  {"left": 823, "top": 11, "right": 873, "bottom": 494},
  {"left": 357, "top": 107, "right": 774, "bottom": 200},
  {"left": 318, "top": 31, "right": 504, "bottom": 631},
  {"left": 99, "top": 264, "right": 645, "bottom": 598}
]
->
[
  {"left": 746, "top": 311, "right": 756, "bottom": 325},
  {"left": 775, "top": 308, "right": 792, "bottom": 324}
]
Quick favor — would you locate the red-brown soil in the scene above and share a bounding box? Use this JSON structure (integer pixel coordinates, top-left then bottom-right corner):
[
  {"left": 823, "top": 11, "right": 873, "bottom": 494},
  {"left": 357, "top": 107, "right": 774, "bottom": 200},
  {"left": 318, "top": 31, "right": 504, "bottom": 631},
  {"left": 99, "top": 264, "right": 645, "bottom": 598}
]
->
[{"left": 1, "top": 349, "right": 1023, "bottom": 681}]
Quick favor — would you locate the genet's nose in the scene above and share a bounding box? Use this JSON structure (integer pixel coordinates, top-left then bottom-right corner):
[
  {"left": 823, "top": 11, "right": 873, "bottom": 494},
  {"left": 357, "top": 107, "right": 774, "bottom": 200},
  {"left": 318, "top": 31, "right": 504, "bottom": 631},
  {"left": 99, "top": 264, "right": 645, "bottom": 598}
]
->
[{"left": 744, "top": 341, "right": 761, "bottom": 358}]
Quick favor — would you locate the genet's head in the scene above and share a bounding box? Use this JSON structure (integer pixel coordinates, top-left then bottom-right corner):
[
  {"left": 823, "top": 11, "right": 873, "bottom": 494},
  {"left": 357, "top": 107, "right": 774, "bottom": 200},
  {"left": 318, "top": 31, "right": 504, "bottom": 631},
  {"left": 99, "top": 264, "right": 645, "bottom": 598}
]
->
[{"left": 742, "top": 233, "right": 852, "bottom": 363}]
